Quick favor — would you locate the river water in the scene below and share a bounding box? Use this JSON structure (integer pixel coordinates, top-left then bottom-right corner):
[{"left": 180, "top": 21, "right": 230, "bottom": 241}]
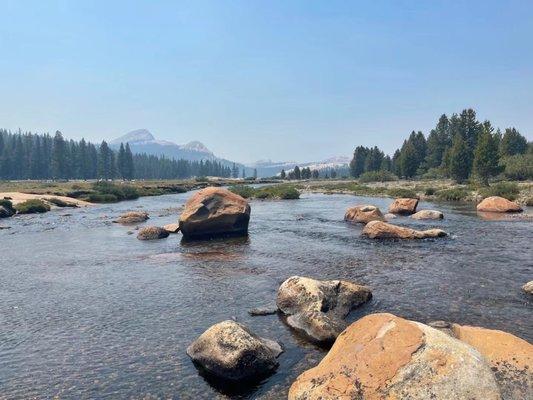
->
[{"left": 1, "top": 191, "right": 531, "bottom": 399}]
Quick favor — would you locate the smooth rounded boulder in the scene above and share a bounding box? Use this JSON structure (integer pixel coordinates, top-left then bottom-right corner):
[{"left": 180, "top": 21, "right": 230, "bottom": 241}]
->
[
  {"left": 344, "top": 205, "right": 384, "bottom": 224},
  {"left": 523, "top": 281, "right": 533, "bottom": 295},
  {"left": 186, "top": 320, "right": 282, "bottom": 382},
  {"left": 289, "top": 313, "right": 501, "bottom": 400},
  {"left": 388, "top": 198, "right": 419, "bottom": 215},
  {"left": 163, "top": 223, "right": 180, "bottom": 233},
  {"left": 277, "top": 276, "right": 372, "bottom": 344},
  {"left": 179, "top": 187, "right": 251, "bottom": 239},
  {"left": 362, "top": 220, "right": 447, "bottom": 239},
  {"left": 115, "top": 211, "right": 149, "bottom": 224},
  {"left": 137, "top": 226, "right": 170, "bottom": 240},
  {"left": 452, "top": 324, "right": 532, "bottom": 399},
  {"left": 476, "top": 196, "right": 522, "bottom": 213},
  {"left": 411, "top": 210, "right": 444, "bottom": 220}
]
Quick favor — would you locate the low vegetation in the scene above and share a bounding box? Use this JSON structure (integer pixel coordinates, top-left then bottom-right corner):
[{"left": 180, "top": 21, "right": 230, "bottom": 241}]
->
[
  {"left": 229, "top": 185, "right": 300, "bottom": 200},
  {"left": 0, "top": 199, "right": 15, "bottom": 212},
  {"left": 15, "top": 199, "right": 51, "bottom": 214},
  {"left": 358, "top": 170, "right": 397, "bottom": 183},
  {"left": 478, "top": 182, "right": 520, "bottom": 201},
  {"left": 45, "top": 197, "right": 78, "bottom": 207},
  {"left": 435, "top": 188, "right": 471, "bottom": 201}
]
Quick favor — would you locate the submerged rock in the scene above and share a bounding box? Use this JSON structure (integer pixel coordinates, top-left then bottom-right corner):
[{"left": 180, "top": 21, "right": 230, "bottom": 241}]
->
[
  {"left": 362, "top": 220, "right": 447, "bottom": 239},
  {"left": 522, "top": 281, "right": 533, "bottom": 295},
  {"left": 384, "top": 213, "right": 397, "bottom": 219},
  {"left": 137, "top": 226, "right": 170, "bottom": 240},
  {"left": 277, "top": 276, "right": 372, "bottom": 344},
  {"left": 248, "top": 304, "right": 278, "bottom": 316},
  {"left": 452, "top": 324, "right": 532, "bottom": 399},
  {"left": 115, "top": 211, "right": 149, "bottom": 224},
  {"left": 163, "top": 223, "right": 180, "bottom": 233},
  {"left": 179, "top": 187, "right": 251, "bottom": 239},
  {"left": 344, "top": 205, "right": 384, "bottom": 224},
  {"left": 388, "top": 198, "right": 419, "bottom": 215},
  {"left": 411, "top": 210, "right": 444, "bottom": 220},
  {"left": 477, "top": 196, "right": 523, "bottom": 213},
  {"left": 186, "top": 320, "right": 282, "bottom": 382},
  {"left": 289, "top": 313, "right": 501, "bottom": 400}
]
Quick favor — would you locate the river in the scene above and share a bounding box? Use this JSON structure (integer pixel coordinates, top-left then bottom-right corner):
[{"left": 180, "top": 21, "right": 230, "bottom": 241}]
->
[{"left": 0, "top": 191, "right": 531, "bottom": 399}]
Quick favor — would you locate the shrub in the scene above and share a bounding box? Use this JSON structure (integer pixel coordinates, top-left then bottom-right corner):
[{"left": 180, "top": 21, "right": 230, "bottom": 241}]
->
[
  {"left": 66, "top": 190, "right": 93, "bottom": 198},
  {"left": 358, "top": 170, "right": 398, "bottom": 183},
  {"left": 435, "top": 188, "right": 471, "bottom": 201},
  {"left": 0, "top": 199, "right": 14, "bottom": 212},
  {"left": 15, "top": 199, "right": 51, "bottom": 214},
  {"left": 84, "top": 193, "right": 119, "bottom": 203},
  {"left": 229, "top": 185, "right": 256, "bottom": 199},
  {"left": 387, "top": 188, "right": 418, "bottom": 198},
  {"left": 424, "top": 187, "right": 437, "bottom": 196},
  {"left": 229, "top": 184, "right": 300, "bottom": 199},
  {"left": 46, "top": 197, "right": 77, "bottom": 207},
  {"left": 92, "top": 181, "right": 140, "bottom": 201},
  {"left": 421, "top": 167, "right": 447, "bottom": 180},
  {"left": 478, "top": 182, "right": 520, "bottom": 201},
  {"left": 526, "top": 197, "right": 533, "bottom": 207},
  {"left": 195, "top": 176, "right": 209, "bottom": 182}
]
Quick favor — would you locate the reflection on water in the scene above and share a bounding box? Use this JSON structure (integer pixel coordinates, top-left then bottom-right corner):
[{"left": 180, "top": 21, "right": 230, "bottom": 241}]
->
[{"left": 0, "top": 192, "right": 532, "bottom": 399}]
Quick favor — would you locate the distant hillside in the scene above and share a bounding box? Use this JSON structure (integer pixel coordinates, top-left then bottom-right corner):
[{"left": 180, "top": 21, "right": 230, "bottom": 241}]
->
[
  {"left": 110, "top": 129, "right": 245, "bottom": 171},
  {"left": 248, "top": 156, "right": 350, "bottom": 177}
]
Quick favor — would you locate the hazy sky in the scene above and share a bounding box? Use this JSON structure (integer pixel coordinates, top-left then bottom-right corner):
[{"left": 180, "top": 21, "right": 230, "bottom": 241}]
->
[{"left": 1, "top": 1, "right": 532, "bottom": 164}]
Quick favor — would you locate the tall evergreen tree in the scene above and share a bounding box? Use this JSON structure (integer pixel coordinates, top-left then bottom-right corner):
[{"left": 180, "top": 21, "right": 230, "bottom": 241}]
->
[
  {"left": 448, "top": 134, "right": 471, "bottom": 183},
  {"left": 51, "top": 131, "right": 67, "bottom": 179},
  {"left": 500, "top": 128, "right": 528, "bottom": 156},
  {"left": 349, "top": 146, "right": 369, "bottom": 177},
  {"left": 473, "top": 126, "right": 500, "bottom": 185},
  {"left": 124, "top": 143, "right": 134, "bottom": 179}
]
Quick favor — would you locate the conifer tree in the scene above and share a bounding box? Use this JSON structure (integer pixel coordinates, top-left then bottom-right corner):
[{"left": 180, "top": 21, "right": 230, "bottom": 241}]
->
[
  {"left": 448, "top": 134, "right": 471, "bottom": 183},
  {"left": 500, "top": 128, "right": 528, "bottom": 156},
  {"left": 51, "top": 131, "right": 67, "bottom": 179},
  {"left": 473, "top": 126, "right": 500, "bottom": 185},
  {"left": 280, "top": 169, "right": 286, "bottom": 179}
]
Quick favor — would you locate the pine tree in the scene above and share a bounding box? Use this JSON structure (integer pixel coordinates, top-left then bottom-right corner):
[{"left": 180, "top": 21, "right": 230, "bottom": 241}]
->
[
  {"left": 51, "top": 131, "right": 67, "bottom": 179},
  {"left": 425, "top": 114, "right": 451, "bottom": 169},
  {"left": 117, "top": 143, "right": 126, "bottom": 179},
  {"left": 294, "top": 166, "right": 301, "bottom": 180},
  {"left": 473, "top": 126, "right": 500, "bottom": 186},
  {"left": 280, "top": 169, "right": 286, "bottom": 179},
  {"left": 253, "top": 168, "right": 257, "bottom": 179},
  {"left": 448, "top": 134, "right": 471, "bottom": 183},
  {"left": 500, "top": 128, "right": 528, "bottom": 156},
  {"left": 98, "top": 140, "right": 114, "bottom": 179},
  {"left": 349, "top": 146, "right": 368, "bottom": 177},
  {"left": 124, "top": 143, "right": 134, "bottom": 179}
]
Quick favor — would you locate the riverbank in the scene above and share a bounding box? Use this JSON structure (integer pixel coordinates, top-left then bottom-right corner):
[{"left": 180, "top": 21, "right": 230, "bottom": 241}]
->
[{"left": 292, "top": 179, "right": 533, "bottom": 205}]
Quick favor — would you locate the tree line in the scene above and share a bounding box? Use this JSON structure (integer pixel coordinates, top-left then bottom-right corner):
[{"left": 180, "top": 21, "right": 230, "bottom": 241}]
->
[
  {"left": 349, "top": 109, "right": 532, "bottom": 183},
  {"left": 0, "top": 129, "right": 233, "bottom": 180}
]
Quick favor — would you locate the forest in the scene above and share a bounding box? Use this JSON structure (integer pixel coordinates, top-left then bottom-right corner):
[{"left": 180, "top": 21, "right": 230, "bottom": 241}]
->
[
  {"left": 349, "top": 109, "right": 532, "bottom": 184},
  {"left": 0, "top": 129, "right": 235, "bottom": 180}
]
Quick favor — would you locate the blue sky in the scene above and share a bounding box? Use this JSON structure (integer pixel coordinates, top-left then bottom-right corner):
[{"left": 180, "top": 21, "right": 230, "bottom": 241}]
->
[{"left": 1, "top": 0, "right": 532, "bottom": 163}]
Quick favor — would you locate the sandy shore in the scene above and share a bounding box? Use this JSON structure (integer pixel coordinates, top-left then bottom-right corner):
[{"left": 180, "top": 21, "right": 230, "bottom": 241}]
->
[{"left": 0, "top": 192, "right": 92, "bottom": 207}]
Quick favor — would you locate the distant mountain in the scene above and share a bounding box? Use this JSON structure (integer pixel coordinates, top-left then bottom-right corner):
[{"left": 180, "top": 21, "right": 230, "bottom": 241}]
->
[
  {"left": 110, "top": 130, "right": 245, "bottom": 170},
  {"left": 248, "top": 156, "right": 350, "bottom": 177}
]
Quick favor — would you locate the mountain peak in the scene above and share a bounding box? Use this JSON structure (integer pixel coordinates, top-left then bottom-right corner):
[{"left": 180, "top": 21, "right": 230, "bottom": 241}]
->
[
  {"left": 111, "top": 129, "right": 154, "bottom": 144},
  {"left": 181, "top": 140, "right": 213, "bottom": 155}
]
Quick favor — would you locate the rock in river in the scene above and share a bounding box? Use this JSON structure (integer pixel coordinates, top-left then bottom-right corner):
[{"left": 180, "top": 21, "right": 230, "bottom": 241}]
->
[
  {"left": 277, "top": 276, "right": 372, "bottom": 344},
  {"left": 476, "top": 196, "right": 523, "bottom": 213},
  {"left": 523, "top": 281, "right": 533, "bottom": 295},
  {"left": 163, "top": 223, "right": 180, "bottom": 233},
  {"left": 362, "top": 220, "right": 447, "bottom": 239},
  {"left": 289, "top": 313, "right": 501, "bottom": 400},
  {"left": 0, "top": 205, "right": 15, "bottom": 218},
  {"left": 452, "top": 324, "right": 533, "bottom": 399},
  {"left": 411, "top": 209, "right": 444, "bottom": 220},
  {"left": 137, "top": 226, "right": 170, "bottom": 240},
  {"left": 186, "top": 320, "right": 282, "bottom": 382},
  {"left": 179, "top": 187, "right": 251, "bottom": 239},
  {"left": 388, "top": 197, "right": 419, "bottom": 215},
  {"left": 344, "top": 205, "right": 384, "bottom": 224},
  {"left": 115, "top": 211, "right": 149, "bottom": 224}
]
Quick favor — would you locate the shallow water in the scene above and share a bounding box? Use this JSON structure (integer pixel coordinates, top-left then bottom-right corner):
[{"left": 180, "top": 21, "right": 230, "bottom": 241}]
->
[{"left": 1, "top": 192, "right": 532, "bottom": 399}]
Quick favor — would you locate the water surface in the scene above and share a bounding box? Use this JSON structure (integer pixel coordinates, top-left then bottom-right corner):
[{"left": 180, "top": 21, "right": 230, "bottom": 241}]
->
[{"left": 1, "top": 192, "right": 531, "bottom": 399}]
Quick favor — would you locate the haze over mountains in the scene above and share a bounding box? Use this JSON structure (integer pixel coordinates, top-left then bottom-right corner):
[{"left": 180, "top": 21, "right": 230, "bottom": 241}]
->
[{"left": 110, "top": 129, "right": 349, "bottom": 177}]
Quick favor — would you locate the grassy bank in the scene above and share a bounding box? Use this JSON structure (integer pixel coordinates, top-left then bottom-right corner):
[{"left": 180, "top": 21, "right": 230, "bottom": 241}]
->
[
  {"left": 229, "top": 184, "right": 300, "bottom": 199},
  {"left": 292, "top": 179, "right": 533, "bottom": 205}
]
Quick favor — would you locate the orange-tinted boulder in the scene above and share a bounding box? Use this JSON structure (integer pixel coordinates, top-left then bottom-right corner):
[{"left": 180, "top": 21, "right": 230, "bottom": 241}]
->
[
  {"left": 137, "top": 226, "right": 169, "bottom": 240},
  {"left": 388, "top": 198, "right": 419, "bottom": 215},
  {"left": 452, "top": 324, "right": 533, "bottom": 399},
  {"left": 476, "top": 196, "right": 522, "bottom": 213},
  {"left": 411, "top": 210, "right": 444, "bottom": 220},
  {"left": 289, "top": 313, "right": 500, "bottom": 400},
  {"left": 344, "top": 205, "right": 384, "bottom": 224},
  {"left": 179, "top": 187, "right": 250, "bottom": 239},
  {"left": 362, "top": 220, "right": 447, "bottom": 239}
]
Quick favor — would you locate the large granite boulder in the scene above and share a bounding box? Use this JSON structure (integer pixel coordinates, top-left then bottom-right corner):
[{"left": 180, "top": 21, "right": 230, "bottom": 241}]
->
[
  {"left": 344, "top": 205, "right": 384, "bottom": 224},
  {"left": 137, "top": 226, "right": 170, "bottom": 240},
  {"left": 477, "top": 196, "right": 523, "bottom": 213},
  {"left": 452, "top": 324, "right": 532, "bottom": 399},
  {"left": 388, "top": 198, "right": 419, "bottom": 215},
  {"left": 114, "top": 211, "right": 149, "bottom": 224},
  {"left": 179, "top": 187, "right": 251, "bottom": 239},
  {"left": 277, "top": 276, "right": 372, "bottom": 344},
  {"left": 163, "top": 223, "right": 180, "bottom": 233},
  {"left": 289, "top": 313, "right": 501, "bottom": 400},
  {"left": 186, "top": 320, "right": 282, "bottom": 382},
  {"left": 411, "top": 210, "right": 444, "bottom": 220},
  {"left": 362, "top": 220, "right": 447, "bottom": 239}
]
